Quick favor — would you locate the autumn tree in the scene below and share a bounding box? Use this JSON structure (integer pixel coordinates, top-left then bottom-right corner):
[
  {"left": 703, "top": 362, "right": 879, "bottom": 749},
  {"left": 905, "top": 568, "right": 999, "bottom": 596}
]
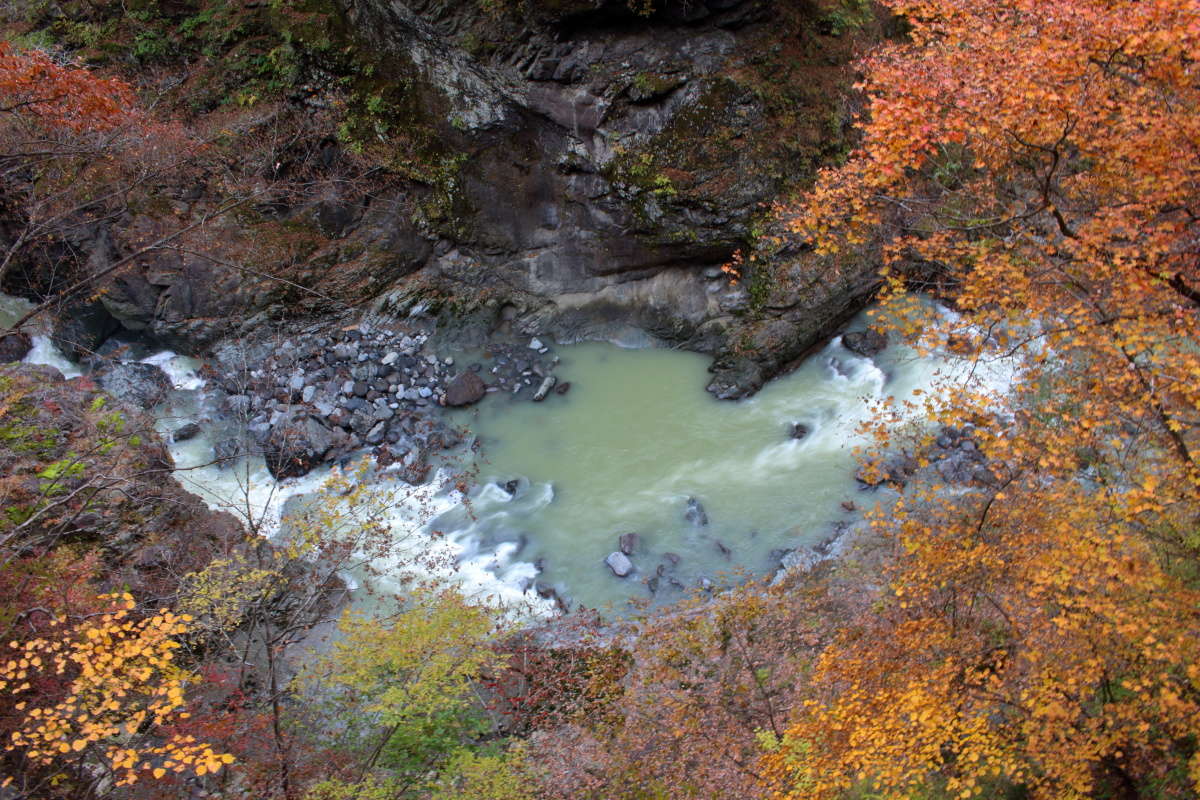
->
[
  {"left": 0, "top": 593, "right": 231, "bottom": 796},
  {"left": 762, "top": 0, "right": 1200, "bottom": 798}
]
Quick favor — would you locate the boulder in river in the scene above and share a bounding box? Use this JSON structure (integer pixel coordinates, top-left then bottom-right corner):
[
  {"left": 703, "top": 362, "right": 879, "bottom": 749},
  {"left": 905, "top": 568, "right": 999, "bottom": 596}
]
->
[
  {"left": 97, "top": 361, "right": 172, "bottom": 410},
  {"left": 0, "top": 331, "right": 32, "bottom": 362},
  {"left": 173, "top": 422, "right": 201, "bottom": 443},
  {"left": 532, "top": 375, "right": 557, "bottom": 401},
  {"left": 605, "top": 551, "right": 634, "bottom": 577},
  {"left": 685, "top": 496, "right": 709, "bottom": 526},
  {"left": 618, "top": 532, "right": 640, "bottom": 555},
  {"left": 789, "top": 422, "right": 810, "bottom": 440},
  {"left": 842, "top": 329, "right": 889, "bottom": 357},
  {"left": 264, "top": 412, "right": 337, "bottom": 479},
  {"left": 445, "top": 371, "right": 486, "bottom": 407}
]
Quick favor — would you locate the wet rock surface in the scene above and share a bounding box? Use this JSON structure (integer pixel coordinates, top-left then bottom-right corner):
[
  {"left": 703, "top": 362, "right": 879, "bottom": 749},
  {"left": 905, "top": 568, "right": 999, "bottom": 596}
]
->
[
  {"left": 842, "top": 329, "right": 889, "bottom": 357},
  {"left": 0, "top": 331, "right": 31, "bottom": 362},
  {"left": 96, "top": 361, "right": 173, "bottom": 410},
  {"left": 605, "top": 551, "right": 634, "bottom": 577},
  {"left": 195, "top": 321, "right": 573, "bottom": 480}
]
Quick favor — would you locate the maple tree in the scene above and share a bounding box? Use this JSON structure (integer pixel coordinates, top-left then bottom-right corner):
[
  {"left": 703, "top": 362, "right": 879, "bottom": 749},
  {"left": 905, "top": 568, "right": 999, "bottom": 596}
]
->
[{"left": 761, "top": 0, "right": 1200, "bottom": 798}]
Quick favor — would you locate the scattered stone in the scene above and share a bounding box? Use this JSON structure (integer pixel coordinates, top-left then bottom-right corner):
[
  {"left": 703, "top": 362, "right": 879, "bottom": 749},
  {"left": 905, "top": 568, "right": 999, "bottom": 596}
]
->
[
  {"left": 715, "top": 540, "right": 732, "bottom": 558},
  {"left": 364, "top": 421, "right": 387, "bottom": 446},
  {"left": 381, "top": 351, "right": 398, "bottom": 365},
  {"left": 605, "top": 551, "right": 634, "bottom": 578},
  {"left": 172, "top": 422, "right": 201, "bottom": 443},
  {"left": 502, "top": 479, "right": 520, "bottom": 495},
  {"left": 554, "top": 381, "right": 571, "bottom": 395},
  {"left": 532, "top": 375, "right": 557, "bottom": 401},
  {"left": 618, "top": 532, "right": 640, "bottom": 556},
  {"left": 841, "top": 500, "right": 856, "bottom": 512},
  {"left": 647, "top": 575, "right": 660, "bottom": 594},
  {"left": 528, "top": 337, "right": 544, "bottom": 350},
  {"left": 445, "top": 371, "right": 486, "bottom": 407},
  {"left": 789, "top": 422, "right": 810, "bottom": 440},
  {"left": 301, "top": 384, "right": 316, "bottom": 403},
  {"left": 684, "top": 496, "right": 709, "bottom": 526}
]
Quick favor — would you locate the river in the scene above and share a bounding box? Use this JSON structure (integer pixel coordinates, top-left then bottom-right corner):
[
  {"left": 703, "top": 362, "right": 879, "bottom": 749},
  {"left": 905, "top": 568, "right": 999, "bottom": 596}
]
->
[{"left": 1, "top": 294, "right": 1008, "bottom": 616}]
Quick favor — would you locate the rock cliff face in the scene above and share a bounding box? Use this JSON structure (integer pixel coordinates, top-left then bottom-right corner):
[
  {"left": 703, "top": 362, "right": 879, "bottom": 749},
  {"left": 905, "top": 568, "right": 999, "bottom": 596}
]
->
[
  {"left": 344, "top": 0, "right": 883, "bottom": 364},
  {"left": 5, "top": 0, "right": 885, "bottom": 396}
]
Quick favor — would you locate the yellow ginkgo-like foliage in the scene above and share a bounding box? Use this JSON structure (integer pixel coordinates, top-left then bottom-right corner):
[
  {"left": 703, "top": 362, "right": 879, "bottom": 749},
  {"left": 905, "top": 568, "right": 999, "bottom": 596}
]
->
[{"left": 0, "top": 593, "right": 232, "bottom": 786}]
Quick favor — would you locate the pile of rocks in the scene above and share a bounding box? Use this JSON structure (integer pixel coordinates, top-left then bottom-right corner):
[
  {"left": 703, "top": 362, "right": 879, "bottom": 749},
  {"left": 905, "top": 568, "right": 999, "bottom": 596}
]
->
[
  {"left": 479, "top": 337, "right": 568, "bottom": 400},
  {"left": 204, "top": 322, "right": 476, "bottom": 480}
]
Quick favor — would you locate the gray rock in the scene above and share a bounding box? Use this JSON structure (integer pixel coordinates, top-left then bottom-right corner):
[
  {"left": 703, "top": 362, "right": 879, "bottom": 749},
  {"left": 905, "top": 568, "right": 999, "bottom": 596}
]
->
[
  {"left": 264, "top": 412, "right": 338, "bottom": 479},
  {"left": 288, "top": 373, "right": 305, "bottom": 392},
  {"left": 0, "top": 332, "right": 32, "bottom": 362},
  {"left": 381, "top": 351, "right": 398, "bottom": 365},
  {"left": 618, "top": 532, "right": 640, "bottom": 556},
  {"left": 349, "top": 410, "right": 375, "bottom": 435},
  {"left": 247, "top": 419, "right": 272, "bottom": 445},
  {"left": 417, "top": 386, "right": 433, "bottom": 399},
  {"left": 98, "top": 362, "right": 173, "bottom": 410},
  {"left": 301, "top": 384, "right": 316, "bottom": 403},
  {"left": 528, "top": 337, "right": 544, "bottom": 350},
  {"left": 172, "top": 422, "right": 201, "bottom": 443},
  {"left": 685, "top": 496, "right": 709, "bottom": 526},
  {"left": 532, "top": 375, "right": 557, "bottom": 401},
  {"left": 365, "top": 421, "right": 388, "bottom": 446},
  {"left": 605, "top": 551, "right": 634, "bottom": 578},
  {"left": 373, "top": 405, "right": 394, "bottom": 421}
]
